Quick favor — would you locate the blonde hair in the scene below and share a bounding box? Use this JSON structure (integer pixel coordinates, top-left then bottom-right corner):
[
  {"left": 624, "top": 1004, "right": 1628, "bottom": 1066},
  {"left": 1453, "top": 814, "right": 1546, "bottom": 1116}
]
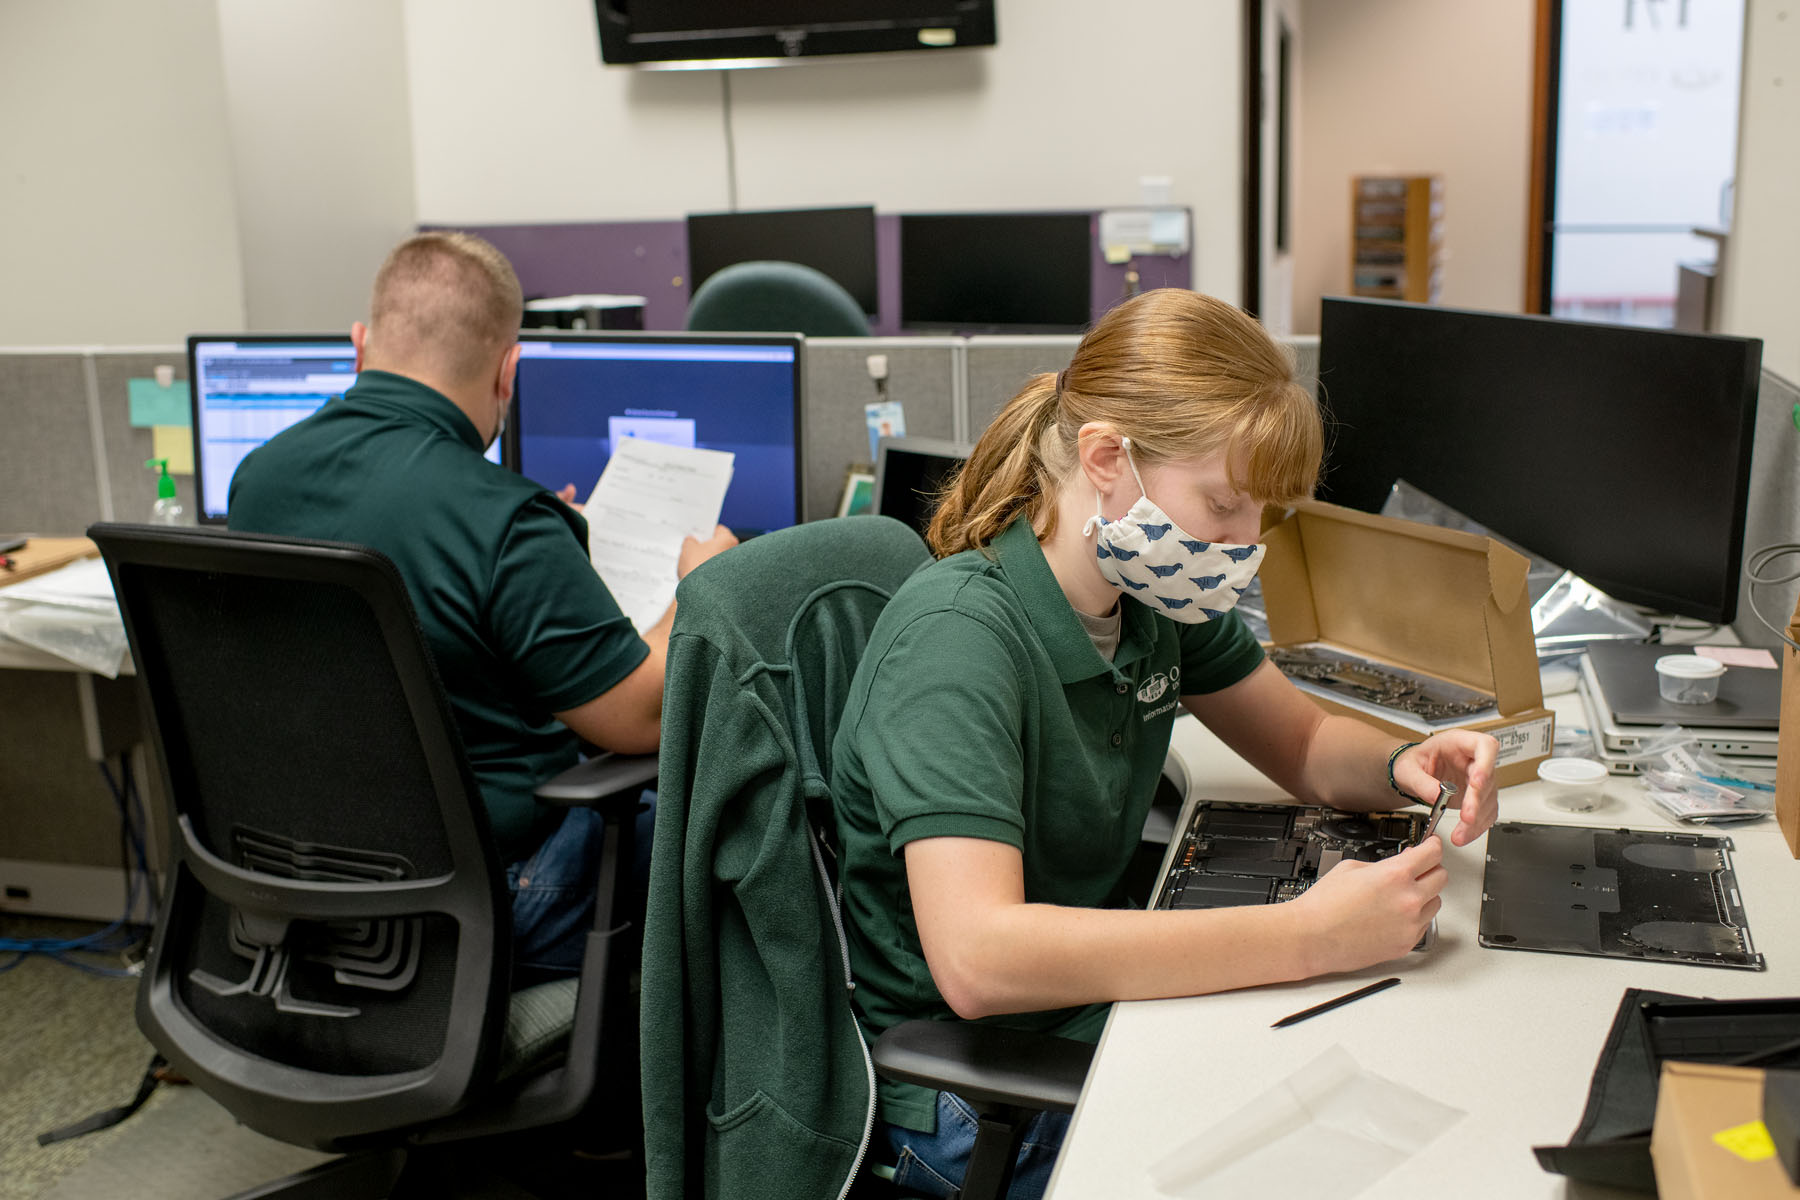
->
[
  {"left": 928, "top": 289, "right": 1322, "bottom": 557},
  {"left": 367, "top": 231, "right": 523, "bottom": 385}
]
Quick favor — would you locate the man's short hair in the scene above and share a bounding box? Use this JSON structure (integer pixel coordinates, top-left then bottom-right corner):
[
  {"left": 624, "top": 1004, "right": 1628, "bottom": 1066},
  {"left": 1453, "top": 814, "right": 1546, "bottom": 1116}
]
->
[{"left": 368, "top": 232, "right": 524, "bottom": 385}]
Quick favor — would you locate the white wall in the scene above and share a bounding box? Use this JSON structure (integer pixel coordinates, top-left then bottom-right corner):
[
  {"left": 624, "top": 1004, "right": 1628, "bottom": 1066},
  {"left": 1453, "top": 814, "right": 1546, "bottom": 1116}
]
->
[
  {"left": 1293, "top": 0, "right": 1535, "bottom": 334},
  {"left": 1719, "top": 0, "right": 1799, "bottom": 383},
  {"left": 400, "top": 0, "right": 1246, "bottom": 302},
  {"left": 0, "top": 0, "right": 246, "bottom": 344},
  {"left": 215, "top": 0, "right": 418, "bottom": 331}
]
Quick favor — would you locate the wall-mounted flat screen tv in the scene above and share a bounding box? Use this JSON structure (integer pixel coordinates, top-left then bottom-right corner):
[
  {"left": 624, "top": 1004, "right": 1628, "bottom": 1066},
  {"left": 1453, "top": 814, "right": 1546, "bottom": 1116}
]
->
[{"left": 595, "top": 1, "right": 997, "bottom": 68}]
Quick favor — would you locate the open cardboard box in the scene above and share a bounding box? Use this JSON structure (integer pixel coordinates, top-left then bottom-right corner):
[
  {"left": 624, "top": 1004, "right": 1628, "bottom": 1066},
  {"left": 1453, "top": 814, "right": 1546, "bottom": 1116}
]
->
[
  {"left": 1651, "top": 1063, "right": 1800, "bottom": 1199},
  {"left": 1260, "top": 500, "right": 1553, "bottom": 789},
  {"left": 1776, "top": 592, "right": 1800, "bottom": 858}
]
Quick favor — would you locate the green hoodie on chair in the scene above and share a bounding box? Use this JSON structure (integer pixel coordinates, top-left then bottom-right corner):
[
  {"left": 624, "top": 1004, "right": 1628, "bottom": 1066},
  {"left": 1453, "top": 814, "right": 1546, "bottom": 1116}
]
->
[{"left": 641, "top": 516, "right": 931, "bottom": 1200}]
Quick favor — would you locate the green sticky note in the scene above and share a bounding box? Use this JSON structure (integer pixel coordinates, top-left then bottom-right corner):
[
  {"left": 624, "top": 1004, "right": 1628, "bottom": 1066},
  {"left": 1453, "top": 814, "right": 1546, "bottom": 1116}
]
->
[{"left": 129, "top": 378, "right": 190, "bottom": 428}]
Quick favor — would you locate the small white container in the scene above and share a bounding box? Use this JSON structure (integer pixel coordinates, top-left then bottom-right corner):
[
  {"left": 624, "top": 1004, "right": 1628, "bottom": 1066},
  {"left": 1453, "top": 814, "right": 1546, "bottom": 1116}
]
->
[
  {"left": 1538, "top": 757, "right": 1609, "bottom": 813},
  {"left": 1654, "top": 654, "right": 1727, "bottom": 704}
]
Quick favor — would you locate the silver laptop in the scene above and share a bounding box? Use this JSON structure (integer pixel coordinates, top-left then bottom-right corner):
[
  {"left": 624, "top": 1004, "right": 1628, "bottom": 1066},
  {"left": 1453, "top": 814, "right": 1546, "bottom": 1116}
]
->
[
  {"left": 1584, "top": 641, "right": 1780, "bottom": 730},
  {"left": 1576, "top": 654, "right": 1778, "bottom": 761}
]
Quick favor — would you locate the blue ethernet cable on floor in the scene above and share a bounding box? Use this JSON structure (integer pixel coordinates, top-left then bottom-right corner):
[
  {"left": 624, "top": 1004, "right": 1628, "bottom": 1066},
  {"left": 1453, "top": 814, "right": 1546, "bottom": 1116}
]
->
[{"left": 0, "top": 754, "right": 152, "bottom": 977}]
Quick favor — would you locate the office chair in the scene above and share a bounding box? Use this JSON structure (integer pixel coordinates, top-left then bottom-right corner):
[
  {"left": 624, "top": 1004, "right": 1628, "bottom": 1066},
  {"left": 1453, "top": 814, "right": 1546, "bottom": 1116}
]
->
[
  {"left": 685, "top": 260, "right": 872, "bottom": 337},
  {"left": 639, "top": 515, "right": 1093, "bottom": 1200},
  {"left": 87, "top": 523, "right": 655, "bottom": 1199}
]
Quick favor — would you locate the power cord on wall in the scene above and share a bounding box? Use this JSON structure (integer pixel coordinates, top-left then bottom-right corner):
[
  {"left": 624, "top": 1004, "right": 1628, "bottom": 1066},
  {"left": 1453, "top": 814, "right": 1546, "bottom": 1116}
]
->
[{"left": 720, "top": 71, "right": 739, "bottom": 211}]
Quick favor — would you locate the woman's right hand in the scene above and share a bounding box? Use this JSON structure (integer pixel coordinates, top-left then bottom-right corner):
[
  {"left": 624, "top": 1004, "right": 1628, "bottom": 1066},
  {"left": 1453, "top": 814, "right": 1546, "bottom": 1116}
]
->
[{"left": 1289, "top": 838, "right": 1446, "bottom": 975}]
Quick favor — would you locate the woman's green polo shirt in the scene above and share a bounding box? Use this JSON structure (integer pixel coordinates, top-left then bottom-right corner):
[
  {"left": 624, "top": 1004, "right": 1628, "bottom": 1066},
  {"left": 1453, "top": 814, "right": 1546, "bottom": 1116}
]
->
[
  {"left": 228, "top": 370, "right": 648, "bottom": 863},
  {"left": 830, "top": 516, "right": 1264, "bottom": 1133}
]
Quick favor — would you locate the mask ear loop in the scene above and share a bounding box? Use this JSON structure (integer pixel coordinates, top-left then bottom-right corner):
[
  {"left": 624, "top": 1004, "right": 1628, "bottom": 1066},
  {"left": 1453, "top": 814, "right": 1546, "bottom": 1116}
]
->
[{"left": 1082, "top": 434, "right": 1150, "bottom": 538}]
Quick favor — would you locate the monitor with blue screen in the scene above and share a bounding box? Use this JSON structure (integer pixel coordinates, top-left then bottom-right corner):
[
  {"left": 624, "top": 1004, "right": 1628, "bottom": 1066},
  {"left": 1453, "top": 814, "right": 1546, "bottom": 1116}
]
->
[
  {"left": 187, "top": 334, "right": 502, "bottom": 522},
  {"left": 508, "top": 333, "right": 804, "bottom": 537}
]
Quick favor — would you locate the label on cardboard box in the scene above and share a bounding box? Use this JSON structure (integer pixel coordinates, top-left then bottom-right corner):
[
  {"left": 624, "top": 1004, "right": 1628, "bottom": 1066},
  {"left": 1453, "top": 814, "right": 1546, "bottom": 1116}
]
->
[
  {"left": 1714, "top": 1120, "right": 1777, "bottom": 1163},
  {"left": 1491, "top": 715, "right": 1553, "bottom": 766}
]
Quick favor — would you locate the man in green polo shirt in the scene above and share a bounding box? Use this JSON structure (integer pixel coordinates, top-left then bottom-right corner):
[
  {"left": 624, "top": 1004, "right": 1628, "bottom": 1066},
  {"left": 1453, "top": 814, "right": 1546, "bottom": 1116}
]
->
[{"left": 229, "top": 231, "right": 734, "bottom": 971}]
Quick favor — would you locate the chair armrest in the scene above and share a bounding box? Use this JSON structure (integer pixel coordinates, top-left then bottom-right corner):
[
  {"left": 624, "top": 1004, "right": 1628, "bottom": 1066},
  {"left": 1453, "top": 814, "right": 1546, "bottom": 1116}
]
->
[
  {"left": 872, "top": 1020, "right": 1092, "bottom": 1115},
  {"left": 532, "top": 752, "right": 657, "bottom": 811}
]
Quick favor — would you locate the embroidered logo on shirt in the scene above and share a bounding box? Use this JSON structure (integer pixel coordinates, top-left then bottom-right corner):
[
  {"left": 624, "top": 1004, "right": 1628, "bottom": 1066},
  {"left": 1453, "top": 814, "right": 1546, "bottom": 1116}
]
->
[{"left": 1136, "top": 664, "right": 1181, "bottom": 705}]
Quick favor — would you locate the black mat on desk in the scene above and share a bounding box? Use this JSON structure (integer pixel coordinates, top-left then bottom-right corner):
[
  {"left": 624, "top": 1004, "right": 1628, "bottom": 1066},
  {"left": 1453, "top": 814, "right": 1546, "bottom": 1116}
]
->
[{"left": 1535, "top": 990, "right": 1800, "bottom": 1191}]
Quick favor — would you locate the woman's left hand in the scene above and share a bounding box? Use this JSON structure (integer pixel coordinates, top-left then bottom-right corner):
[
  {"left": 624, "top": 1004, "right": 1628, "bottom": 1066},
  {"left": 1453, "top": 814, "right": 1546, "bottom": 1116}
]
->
[{"left": 1394, "top": 731, "right": 1500, "bottom": 847}]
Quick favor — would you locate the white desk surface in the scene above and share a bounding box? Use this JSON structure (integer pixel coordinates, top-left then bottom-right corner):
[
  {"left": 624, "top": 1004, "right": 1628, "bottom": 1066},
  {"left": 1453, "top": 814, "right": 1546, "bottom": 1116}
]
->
[{"left": 1047, "top": 695, "right": 1800, "bottom": 1199}]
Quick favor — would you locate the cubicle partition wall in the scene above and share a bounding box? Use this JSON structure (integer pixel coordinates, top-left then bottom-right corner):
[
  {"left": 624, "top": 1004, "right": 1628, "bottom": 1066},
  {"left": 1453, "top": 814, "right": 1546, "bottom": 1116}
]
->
[
  {"left": 962, "top": 336, "right": 1084, "bottom": 442},
  {"left": 956, "top": 334, "right": 1319, "bottom": 448},
  {"left": 800, "top": 338, "right": 962, "bottom": 523},
  {"left": 0, "top": 347, "right": 196, "bottom": 536},
  {"left": 1, "top": 347, "right": 188, "bottom": 919},
  {"left": 1281, "top": 334, "right": 1320, "bottom": 402}
]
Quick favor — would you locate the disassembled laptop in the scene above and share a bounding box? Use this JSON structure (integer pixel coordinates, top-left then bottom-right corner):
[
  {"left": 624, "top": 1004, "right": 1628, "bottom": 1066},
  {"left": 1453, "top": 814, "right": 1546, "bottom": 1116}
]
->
[{"left": 1270, "top": 644, "right": 1495, "bottom": 724}]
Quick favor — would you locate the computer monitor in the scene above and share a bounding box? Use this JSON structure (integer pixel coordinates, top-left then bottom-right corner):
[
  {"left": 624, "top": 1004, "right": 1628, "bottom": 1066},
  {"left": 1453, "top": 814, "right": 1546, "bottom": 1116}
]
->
[
  {"left": 1315, "top": 297, "right": 1762, "bottom": 624},
  {"left": 509, "top": 332, "right": 804, "bottom": 536},
  {"left": 187, "top": 335, "right": 502, "bottom": 522},
  {"left": 873, "top": 436, "right": 972, "bottom": 538},
  {"left": 686, "top": 206, "right": 879, "bottom": 315},
  {"left": 899, "top": 212, "right": 1093, "bottom": 332}
]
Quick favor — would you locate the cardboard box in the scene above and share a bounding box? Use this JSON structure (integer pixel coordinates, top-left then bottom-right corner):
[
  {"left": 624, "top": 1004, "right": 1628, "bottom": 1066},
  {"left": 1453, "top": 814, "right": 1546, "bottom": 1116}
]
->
[
  {"left": 1775, "top": 593, "right": 1800, "bottom": 858},
  {"left": 1260, "top": 501, "right": 1553, "bottom": 788},
  {"left": 1651, "top": 1063, "right": 1800, "bottom": 1199}
]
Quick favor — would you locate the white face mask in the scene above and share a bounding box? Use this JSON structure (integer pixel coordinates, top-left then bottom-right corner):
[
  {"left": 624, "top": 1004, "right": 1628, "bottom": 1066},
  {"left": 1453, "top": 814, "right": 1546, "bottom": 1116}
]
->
[{"left": 1080, "top": 438, "right": 1264, "bottom": 623}]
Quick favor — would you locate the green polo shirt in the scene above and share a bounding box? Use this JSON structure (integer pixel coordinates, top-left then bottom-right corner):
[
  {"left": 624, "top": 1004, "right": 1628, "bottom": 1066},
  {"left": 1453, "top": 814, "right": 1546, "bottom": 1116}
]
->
[
  {"left": 227, "top": 370, "right": 648, "bottom": 863},
  {"left": 830, "top": 516, "right": 1264, "bottom": 1133}
]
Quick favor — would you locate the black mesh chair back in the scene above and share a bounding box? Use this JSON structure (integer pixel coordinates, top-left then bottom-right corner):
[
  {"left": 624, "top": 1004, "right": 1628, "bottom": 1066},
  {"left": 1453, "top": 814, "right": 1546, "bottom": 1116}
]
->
[{"left": 89, "top": 524, "right": 510, "bottom": 1151}]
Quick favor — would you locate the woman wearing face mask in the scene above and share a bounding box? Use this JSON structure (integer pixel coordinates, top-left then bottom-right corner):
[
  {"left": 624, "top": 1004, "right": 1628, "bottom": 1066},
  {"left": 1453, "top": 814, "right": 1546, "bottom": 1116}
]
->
[{"left": 829, "top": 288, "right": 1500, "bottom": 1198}]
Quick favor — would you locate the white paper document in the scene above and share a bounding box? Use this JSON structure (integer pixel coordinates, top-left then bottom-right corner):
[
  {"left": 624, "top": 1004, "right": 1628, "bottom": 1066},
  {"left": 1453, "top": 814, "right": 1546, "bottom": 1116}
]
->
[{"left": 583, "top": 437, "right": 734, "bottom": 632}]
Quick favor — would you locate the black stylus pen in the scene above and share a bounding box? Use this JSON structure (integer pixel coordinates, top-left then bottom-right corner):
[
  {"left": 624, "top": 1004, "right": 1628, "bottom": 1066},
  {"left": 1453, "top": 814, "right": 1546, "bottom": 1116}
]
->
[{"left": 1271, "top": 976, "right": 1402, "bottom": 1029}]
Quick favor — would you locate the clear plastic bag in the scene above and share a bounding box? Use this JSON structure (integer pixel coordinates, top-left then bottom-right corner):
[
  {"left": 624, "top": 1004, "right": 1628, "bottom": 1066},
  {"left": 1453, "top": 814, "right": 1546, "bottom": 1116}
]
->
[{"left": 1625, "top": 724, "right": 1774, "bottom": 824}]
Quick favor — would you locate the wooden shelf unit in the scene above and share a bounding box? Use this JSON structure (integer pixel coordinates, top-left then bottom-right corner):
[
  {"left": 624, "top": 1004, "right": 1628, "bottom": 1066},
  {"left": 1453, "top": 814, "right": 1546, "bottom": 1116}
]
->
[{"left": 1350, "top": 174, "right": 1443, "bottom": 303}]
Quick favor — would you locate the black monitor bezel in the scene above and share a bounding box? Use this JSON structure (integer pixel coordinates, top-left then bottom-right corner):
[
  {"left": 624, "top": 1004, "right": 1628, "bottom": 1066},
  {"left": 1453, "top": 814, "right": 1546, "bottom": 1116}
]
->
[
  {"left": 1315, "top": 297, "right": 1762, "bottom": 624},
  {"left": 897, "top": 211, "right": 1094, "bottom": 334},
  {"left": 594, "top": 1, "right": 997, "bottom": 67},
  {"left": 685, "top": 205, "right": 880, "bottom": 316},
  {"left": 186, "top": 333, "right": 355, "bottom": 526},
  {"left": 507, "top": 329, "right": 807, "bottom": 536}
]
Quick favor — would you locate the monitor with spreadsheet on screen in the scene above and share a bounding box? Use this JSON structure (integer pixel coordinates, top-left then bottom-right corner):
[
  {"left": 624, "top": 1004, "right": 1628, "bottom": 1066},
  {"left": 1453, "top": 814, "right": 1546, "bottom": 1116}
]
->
[
  {"left": 1315, "top": 297, "right": 1762, "bottom": 624},
  {"left": 507, "top": 332, "right": 804, "bottom": 537},
  {"left": 187, "top": 336, "right": 502, "bottom": 522}
]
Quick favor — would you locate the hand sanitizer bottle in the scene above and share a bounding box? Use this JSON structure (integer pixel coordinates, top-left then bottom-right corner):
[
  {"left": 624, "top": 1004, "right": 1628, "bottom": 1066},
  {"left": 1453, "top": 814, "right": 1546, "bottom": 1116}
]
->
[{"left": 145, "top": 458, "right": 190, "bottom": 525}]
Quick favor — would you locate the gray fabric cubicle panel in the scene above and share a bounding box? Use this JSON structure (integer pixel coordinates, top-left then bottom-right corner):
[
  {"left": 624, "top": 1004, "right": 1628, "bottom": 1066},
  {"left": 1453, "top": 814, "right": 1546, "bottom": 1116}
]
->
[
  {"left": 1279, "top": 334, "right": 1320, "bottom": 401},
  {"left": 90, "top": 350, "right": 197, "bottom": 528},
  {"left": 0, "top": 353, "right": 102, "bottom": 536},
  {"left": 1731, "top": 367, "right": 1800, "bottom": 649},
  {"left": 963, "top": 336, "right": 1082, "bottom": 441},
  {"left": 801, "top": 338, "right": 960, "bottom": 524}
]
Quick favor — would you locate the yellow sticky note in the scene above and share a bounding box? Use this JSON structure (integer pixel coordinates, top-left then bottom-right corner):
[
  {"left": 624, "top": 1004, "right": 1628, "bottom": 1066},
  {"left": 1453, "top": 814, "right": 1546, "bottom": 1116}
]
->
[
  {"left": 1712, "top": 1118, "right": 1776, "bottom": 1162},
  {"left": 152, "top": 425, "right": 195, "bottom": 475}
]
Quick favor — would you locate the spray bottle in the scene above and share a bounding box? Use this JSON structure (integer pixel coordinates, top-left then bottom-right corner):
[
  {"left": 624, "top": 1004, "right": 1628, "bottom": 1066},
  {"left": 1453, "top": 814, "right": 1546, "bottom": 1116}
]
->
[{"left": 145, "top": 458, "right": 190, "bottom": 525}]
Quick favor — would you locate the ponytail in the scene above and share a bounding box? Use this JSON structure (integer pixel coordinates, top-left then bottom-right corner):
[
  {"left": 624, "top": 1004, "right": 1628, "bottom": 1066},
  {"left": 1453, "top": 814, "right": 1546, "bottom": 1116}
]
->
[{"left": 927, "top": 373, "right": 1064, "bottom": 557}]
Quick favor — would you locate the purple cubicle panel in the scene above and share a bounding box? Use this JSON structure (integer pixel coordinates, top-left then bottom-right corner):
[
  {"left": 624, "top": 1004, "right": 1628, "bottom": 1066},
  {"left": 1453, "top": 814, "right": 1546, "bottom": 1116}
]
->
[
  {"left": 430, "top": 220, "right": 693, "bottom": 331},
  {"left": 437, "top": 212, "right": 1191, "bottom": 335}
]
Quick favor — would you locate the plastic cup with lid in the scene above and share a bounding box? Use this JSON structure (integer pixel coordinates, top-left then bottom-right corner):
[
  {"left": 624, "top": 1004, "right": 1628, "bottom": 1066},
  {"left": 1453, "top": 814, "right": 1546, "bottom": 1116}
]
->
[{"left": 1654, "top": 654, "right": 1726, "bottom": 705}]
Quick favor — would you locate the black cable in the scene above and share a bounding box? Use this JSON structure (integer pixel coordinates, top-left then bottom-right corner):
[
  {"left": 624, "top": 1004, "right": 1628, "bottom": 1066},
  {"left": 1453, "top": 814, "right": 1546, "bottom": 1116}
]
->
[{"left": 720, "top": 70, "right": 738, "bottom": 211}]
